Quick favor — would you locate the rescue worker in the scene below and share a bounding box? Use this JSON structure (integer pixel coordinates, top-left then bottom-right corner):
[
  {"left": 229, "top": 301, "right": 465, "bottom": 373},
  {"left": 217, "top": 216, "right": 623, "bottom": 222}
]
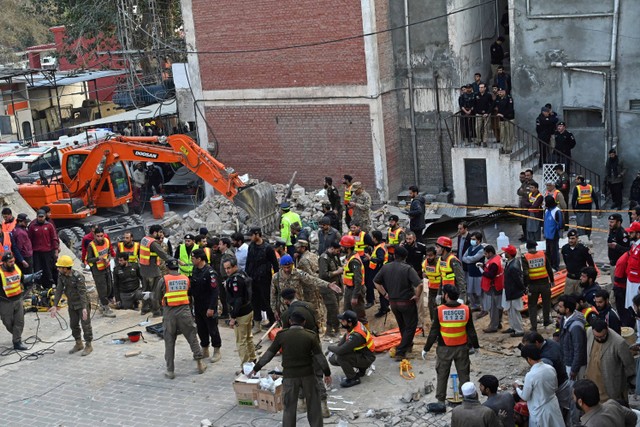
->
[
  {"left": 271, "top": 255, "right": 340, "bottom": 331},
  {"left": 117, "top": 231, "right": 139, "bottom": 264},
  {"left": 435, "top": 236, "right": 466, "bottom": 302},
  {"left": 572, "top": 175, "right": 599, "bottom": 238},
  {"left": 343, "top": 174, "right": 354, "bottom": 228},
  {"left": 174, "top": 234, "right": 198, "bottom": 277},
  {"left": 348, "top": 182, "right": 372, "bottom": 232},
  {"left": 223, "top": 257, "right": 256, "bottom": 366},
  {"left": 86, "top": 226, "right": 116, "bottom": 318},
  {"left": 327, "top": 310, "right": 376, "bottom": 387},
  {"left": 387, "top": 214, "right": 405, "bottom": 260},
  {"left": 318, "top": 242, "right": 343, "bottom": 336},
  {"left": 251, "top": 311, "right": 331, "bottom": 427},
  {"left": 190, "top": 248, "right": 222, "bottom": 363},
  {"left": 523, "top": 241, "right": 554, "bottom": 331},
  {"left": 1, "top": 207, "right": 16, "bottom": 233},
  {"left": 139, "top": 225, "right": 172, "bottom": 317},
  {"left": 422, "top": 284, "right": 480, "bottom": 404},
  {"left": 476, "top": 245, "right": 504, "bottom": 333},
  {"left": 348, "top": 221, "right": 373, "bottom": 257},
  {"left": 155, "top": 259, "right": 207, "bottom": 378},
  {"left": 113, "top": 252, "right": 143, "bottom": 310},
  {"left": 280, "top": 202, "right": 301, "bottom": 256},
  {"left": 544, "top": 181, "right": 568, "bottom": 210},
  {"left": 339, "top": 235, "right": 367, "bottom": 324},
  {"left": 422, "top": 246, "right": 441, "bottom": 321},
  {"left": 50, "top": 255, "right": 92, "bottom": 355},
  {"left": 368, "top": 230, "right": 389, "bottom": 318},
  {"left": 526, "top": 181, "right": 544, "bottom": 242},
  {"left": 0, "top": 253, "right": 40, "bottom": 350},
  {"left": 279, "top": 288, "right": 331, "bottom": 418}
]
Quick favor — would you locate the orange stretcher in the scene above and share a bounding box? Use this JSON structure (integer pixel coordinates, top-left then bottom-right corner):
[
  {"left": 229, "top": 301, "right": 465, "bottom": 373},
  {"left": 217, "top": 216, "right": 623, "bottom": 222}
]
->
[
  {"left": 372, "top": 327, "right": 423, "bottom": 353},
  {"left": 521, "top": 266, "right": 600, "bottom": 312}
]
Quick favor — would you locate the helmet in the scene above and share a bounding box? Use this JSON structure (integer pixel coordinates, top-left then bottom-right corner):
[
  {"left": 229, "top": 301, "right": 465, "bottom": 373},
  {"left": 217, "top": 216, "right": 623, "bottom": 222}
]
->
[
  {"left": 56, "top": 255, "right": 74, "bottom": 268},
  {"left": 436, "top": 236, "right": 452, "bottom": 249},
  {"left": 166, "top": 258, "right": 179, "bottom": 270},
  {"left": 279, "top": 254, "right": 294, "bottom": 266},
  {"left": 339, "top": 235, "right": 355, "bottom": 248},
  {"left": 337, "top": 310, "right": 358, "bottom": 324}
]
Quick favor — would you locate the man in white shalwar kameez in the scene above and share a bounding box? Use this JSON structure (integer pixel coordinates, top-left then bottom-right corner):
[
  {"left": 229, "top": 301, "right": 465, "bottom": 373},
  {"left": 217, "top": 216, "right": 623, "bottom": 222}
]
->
[{"left": 515, "top": 344, "right": 565, "bottom": 427}]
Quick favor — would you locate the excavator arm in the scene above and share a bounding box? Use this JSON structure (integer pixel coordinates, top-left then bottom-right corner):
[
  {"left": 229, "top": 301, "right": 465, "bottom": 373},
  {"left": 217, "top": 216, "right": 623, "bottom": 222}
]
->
[{"left": 62, "top": 134, "right": 278, "bottom": 231}]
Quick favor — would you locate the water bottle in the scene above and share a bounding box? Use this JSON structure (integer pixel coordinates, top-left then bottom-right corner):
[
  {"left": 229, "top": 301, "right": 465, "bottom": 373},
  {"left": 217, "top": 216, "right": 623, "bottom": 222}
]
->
[
  {"left": 497, "top": 231, "right": 509, "bottom": 249},
  {"left": 451, "top": 373, "right": 459, "bottom": 401}
]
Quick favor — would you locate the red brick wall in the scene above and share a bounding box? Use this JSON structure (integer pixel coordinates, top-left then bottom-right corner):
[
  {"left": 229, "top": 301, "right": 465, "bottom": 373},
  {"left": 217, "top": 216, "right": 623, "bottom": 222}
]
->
[
  {"left": 192, "top": 0, "right": 367, "bottom": 90},
  {"left": 206, "top": 104, "right": 376, "bottom": 192}
]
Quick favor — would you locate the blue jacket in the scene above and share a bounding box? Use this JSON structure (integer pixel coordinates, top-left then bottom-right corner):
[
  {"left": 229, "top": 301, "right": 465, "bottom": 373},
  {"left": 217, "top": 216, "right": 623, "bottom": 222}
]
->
[{"left": 544, "top": 207, "right": 563, "bottom": 240}]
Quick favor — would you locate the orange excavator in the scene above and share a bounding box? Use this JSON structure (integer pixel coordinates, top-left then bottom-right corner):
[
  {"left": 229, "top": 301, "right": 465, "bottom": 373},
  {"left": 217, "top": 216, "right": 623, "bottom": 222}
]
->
[{"left": 16, "top": 134, "right": 278, "bottom": 249}]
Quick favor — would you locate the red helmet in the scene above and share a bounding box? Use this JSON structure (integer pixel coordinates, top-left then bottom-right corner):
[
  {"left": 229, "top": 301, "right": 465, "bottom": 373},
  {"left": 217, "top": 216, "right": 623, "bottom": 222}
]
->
[
  {"left": 340, "top": 235, "right": 356, "bottom": 248},
  {"left": 436, "top": 236, "right": 452, "bottom": 249}
]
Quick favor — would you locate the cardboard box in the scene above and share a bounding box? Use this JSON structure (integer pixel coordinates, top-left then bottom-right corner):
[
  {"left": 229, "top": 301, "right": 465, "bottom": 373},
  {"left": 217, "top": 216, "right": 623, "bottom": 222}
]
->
[
  {"left": 233, "top": 375, "right": 259, "bottom": 407},
  {"left": 257, "top": 383, "right": 283, "bottom": 413}
]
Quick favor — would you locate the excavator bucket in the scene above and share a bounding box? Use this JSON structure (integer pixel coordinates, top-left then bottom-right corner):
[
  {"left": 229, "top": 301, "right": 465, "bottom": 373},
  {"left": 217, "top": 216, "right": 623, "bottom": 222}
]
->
[{"left": 233, "top": 182, "right": 279, "bottom": 233}]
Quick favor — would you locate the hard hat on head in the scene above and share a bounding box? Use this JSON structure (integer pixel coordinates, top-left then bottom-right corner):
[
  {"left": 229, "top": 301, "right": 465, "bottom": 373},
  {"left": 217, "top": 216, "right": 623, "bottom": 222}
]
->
[
  {"left": 279, "top": 254, "right": 294, "bottom": 266},
  {"left": 56, "top": 255, "right": 74, "bottom": 268},
  {"left": 436, "top": 236, "right": 452, "bottom": 249},
  {"left": 338, "top": 310, "right": 358, "bottom": 324},
  {"left": 339, "top": 235, "right": 355, "bottom": 248}
]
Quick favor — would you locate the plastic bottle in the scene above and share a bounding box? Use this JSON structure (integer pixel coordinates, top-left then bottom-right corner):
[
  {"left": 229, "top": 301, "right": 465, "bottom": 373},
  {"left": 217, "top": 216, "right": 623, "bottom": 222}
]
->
[
  {"left": 451, "top": 373, "right": 459, "bottom": 401},
  {"left": 497, "top": 231, "right": 509, "bottom": 249}
]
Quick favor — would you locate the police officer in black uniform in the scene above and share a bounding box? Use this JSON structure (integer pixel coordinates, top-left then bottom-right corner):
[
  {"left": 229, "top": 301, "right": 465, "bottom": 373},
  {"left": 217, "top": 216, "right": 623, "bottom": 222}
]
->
[{"left": 191, "top": 248, "right": 222, "bottom": 363}]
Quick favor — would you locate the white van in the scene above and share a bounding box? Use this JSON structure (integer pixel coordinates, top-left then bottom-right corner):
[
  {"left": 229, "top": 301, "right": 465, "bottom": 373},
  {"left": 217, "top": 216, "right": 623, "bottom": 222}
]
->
[{"left": 1, "top": 146, "right": 61, "bottom": 184}]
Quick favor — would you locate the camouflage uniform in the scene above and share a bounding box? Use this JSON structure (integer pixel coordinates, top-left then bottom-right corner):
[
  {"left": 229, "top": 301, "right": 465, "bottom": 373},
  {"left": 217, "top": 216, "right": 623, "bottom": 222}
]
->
[
  {"left": 271, "top": 268, "right": 328, "bottom": 332},
  {"left": 350, "top": 190, "right": 372, "bottom": 232}
]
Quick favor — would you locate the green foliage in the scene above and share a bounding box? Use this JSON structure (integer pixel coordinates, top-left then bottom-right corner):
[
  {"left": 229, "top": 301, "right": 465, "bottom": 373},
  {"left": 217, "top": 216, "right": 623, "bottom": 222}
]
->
[{"left": 0, "top": 0, "right": 53, "bottom": 51}]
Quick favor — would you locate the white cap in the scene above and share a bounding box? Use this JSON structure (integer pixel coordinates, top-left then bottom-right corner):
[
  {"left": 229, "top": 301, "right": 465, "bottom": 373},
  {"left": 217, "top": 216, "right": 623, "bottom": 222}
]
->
[
  {"left": 146, "top": 162, "right": 153, "bottom": 166},
  {"left": 461, "top": 382, "right": 476, "bottom": 396}
]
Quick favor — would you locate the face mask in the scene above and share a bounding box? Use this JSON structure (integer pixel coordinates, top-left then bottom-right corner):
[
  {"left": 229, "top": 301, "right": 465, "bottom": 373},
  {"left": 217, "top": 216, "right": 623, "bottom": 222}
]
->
[{"left": 470, "top": 240, "right": 477, "bottom": 246}]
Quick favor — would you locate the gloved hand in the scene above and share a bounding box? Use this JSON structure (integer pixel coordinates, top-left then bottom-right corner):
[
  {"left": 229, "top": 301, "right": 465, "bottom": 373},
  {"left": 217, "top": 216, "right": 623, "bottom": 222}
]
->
[
  {"left": 23, "top": 270, "right": 43, "bottom": 285},
  {"left": 421, "top": 350, "right": 428, "bottom": 360},
  {"left": 142, "top": 291, "right": 152, "bottom": 300}
]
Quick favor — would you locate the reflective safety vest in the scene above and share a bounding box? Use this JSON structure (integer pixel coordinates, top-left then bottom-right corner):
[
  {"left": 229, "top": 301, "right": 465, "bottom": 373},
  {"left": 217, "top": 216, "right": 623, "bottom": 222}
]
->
[
  {"left": 422, "top": 259, "right": 441, "bottom": 290},
  {"left": 582, "top": 306, "right": 599, "bottom": 326},
  {"left": 281, "top": 211, "right": 302, "bottom": 246},
  {"left": 349, "top": 231, "right": 366, "bottom": 256},
  {"left": 524, "top": 251, "right": 548, "bottom": 281},
  {"left": 369, "top": 243, "right": 388, "bottom": 270},
  {"left": 89, "top": 238, "right": 111, "bottom": 270},
  {"left": 343, "top": 254, "right": 364, "bottom": 287},
  {"left": 117, "top": 242, "right": 139, "bottom": 263},
  {"left": 0, "top": 232, "right": 11, "bottom": 260},
  {"left": 439, "top": 253, "right": 458, "bottom": 286},
  {"left": 140, "top": 236, "right": 160, "bottom": 266},
  {"left": 480, "top": 255, "right": 504, "bottom": 292},
  {"left": 577, "top": 184, "right": 593, "bottom": 204},
  {"left": 1, "top": 218, "right": 16, "bottom": 234},
  {"left": 0, "top": 265, "right": 22, "bottom": 298},
  {"left": 387, "top": 227, "right": 404, "bottom": 254},
  {"left": 163, "top": 274, "right": 190, "bottom": 306},
  {"left": 528, "top": 192, "right": 543, "bottom": 213},
  {"left": 178, "top": 244, "right": 199, "bottom": 276},
  {"left": 351, "top": 321, "right": 375, "bottom": 351},
  {"left": 344, "top": 184, "right": 352, "bottom": 204},
  {"left": 437, "top": 304, "right": 470, "bottom": 346},
  {"left": 544, "top": 189, "right": 560, "bottom": 201}
]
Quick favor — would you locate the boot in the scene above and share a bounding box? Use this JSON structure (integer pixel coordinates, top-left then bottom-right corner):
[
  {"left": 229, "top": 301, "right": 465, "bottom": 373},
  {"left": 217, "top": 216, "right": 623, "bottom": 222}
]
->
[
  {"left": 102, "top": 305, "right": 116, "bottom": 318},
  {"left": 197, "top": 358, "right": 207, "bottom": 374},
  {"left": 13, "top": 341, "right": 28, "bottom": 351},
  {"left": 297, "top": 398, "right": 307, "bottom": 412},
  {"left": 201, "top": 346, "right": 210, "bottom": 359},
  {"left": 210, "top": 347, "right": 221, "bottom": 363},
  {"left": 321, "top": 399, "right": 330, "bottom": 418},
  {"left": 165, "top": 371, "right": 175, "bottom": 379},
  {"left": 81, "top": 342, "right": 93, "bottom": 356},
  {"left": 69, "top": 339, "right": 84, "bottom": 354}
]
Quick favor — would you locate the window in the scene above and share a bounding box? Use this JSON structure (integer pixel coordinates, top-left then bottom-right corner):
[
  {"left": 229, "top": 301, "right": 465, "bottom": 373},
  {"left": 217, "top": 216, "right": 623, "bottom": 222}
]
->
[
  {"left": 630, "top": 100, "right": 640, "bottom": 111},
  {"left": 66, "top": 154, "right": 88, "bottom": 179},
  {"left": 562, "top": 109, "right": 603, "bottom": 128}
]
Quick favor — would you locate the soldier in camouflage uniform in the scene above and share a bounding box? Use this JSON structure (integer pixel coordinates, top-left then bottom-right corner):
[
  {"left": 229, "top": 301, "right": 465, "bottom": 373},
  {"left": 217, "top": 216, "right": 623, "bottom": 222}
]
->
[
  {"left": 271, "top": 254, "right": 341, "bottom": 332},
  {"left": 295, "top": 240, "right": 326, "bottom": 332},
  {"left": 347, "top": 182, "right": 372, "bottom": 232},
  {"left": 318, "top": 242, "right": 344, "bottom": 336}
]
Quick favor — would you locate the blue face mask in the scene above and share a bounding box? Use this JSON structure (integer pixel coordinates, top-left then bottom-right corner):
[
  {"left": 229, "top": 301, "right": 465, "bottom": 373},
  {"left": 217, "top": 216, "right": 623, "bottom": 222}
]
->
[{"left": 470, "top": 240, "right": 478, "bottom": 246}]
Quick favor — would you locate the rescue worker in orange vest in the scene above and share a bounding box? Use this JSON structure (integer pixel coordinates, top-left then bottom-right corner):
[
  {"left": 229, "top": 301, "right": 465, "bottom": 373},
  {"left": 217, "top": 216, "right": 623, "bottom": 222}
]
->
[
  {"left": 340, "top": 235, "right": 367, "bottom": 324},
  {"left": 476, "top": 245, "right": 504, "bottom": 333},
  {"left": 422, "top": 284, "right": 479, "bottom": 404},
  {"left": 525, "top": 181, "right": 544, "bottom": 242},
  {"left": 0, "top": 253, "right": 40, "bottom": 350},
  {"left": 86, "top": 226, "right": 116, "bottom": 318},
  {"left": 1, "top": 207, "right": 17, "bottom": 233},
  {"left": 139, "top": 224, "right": 173, "bottom": 317},
  {"left": 435, "top": 236, "right": 466, "bottom": 303},
  {"left": 544, "top": 182, "right": 567, "bottom": 211},
  {"left": 422, "top": 246, "right": 441, "bottom": 321},
  {"left": 154, "top": 258, "right": 207, "bottom": 379},
  {"left": 369, "top": 230, "right": 390, "bottom": 318},
  {"left": 522, "top": 241, "right": 554, "bottom": 331},
  {"left": 572, "top": 175, "right": 600, "bottom": 239},
  {"left": 343, "top": 174, "right": 354, "bottom": 228},
  {"left": 387, "top": 215, "right": 405, "bottom": 260},
  {"left": 117, "top": 231, "right": 139, "bottom": 264},
  {"left": 327, "top": 310, "right": 376, "bottom": 388},
  {"left": 349, "top": 221, "right": 375, "bottom": 309}
]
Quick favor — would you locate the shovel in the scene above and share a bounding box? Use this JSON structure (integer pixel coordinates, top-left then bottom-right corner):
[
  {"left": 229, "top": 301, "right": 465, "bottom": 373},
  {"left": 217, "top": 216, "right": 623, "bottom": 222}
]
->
[{"left": 255, "top": 322, "right": 279, "bottom": 350}]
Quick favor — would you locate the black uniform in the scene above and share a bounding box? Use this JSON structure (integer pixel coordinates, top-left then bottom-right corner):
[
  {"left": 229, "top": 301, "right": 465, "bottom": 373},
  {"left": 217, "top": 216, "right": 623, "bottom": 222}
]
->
[
  {"left": 494, "top": 94, "right": 515, "bottom": 120},
  {"left": 224, "top": 270, "right": 253, "bottom": 319},
  {"left": 554, "top": 130, "right": 576, "bottom": 161},
  {"left": 474, "top": 92, "right": 494, "bottom": 115},
  {"left": 327, "top": 323, "right": 376, "bottom": 380},
  {"left": 245, "top": 241, "right": 278, "bottom": 324},
  {"left": 608, "top": 226, "right": 630, "bottom": 266},
  {"left": 536, "top": 113, "right": 558, "bottom": 166},
  {"left": 191, "top": 264, "right": 221, "bottom": 349},
  {"left": 490, "top": 41, "right": 504, "bottom": 66},
  {"left": 113, "top": 262, "right": 142, "bottom": 309},
  {"left": 402, "top": 241, "right": 427, "bottom": 278},
  {"left": 561, "top": 243, "right": 595, "bottom": 279}
]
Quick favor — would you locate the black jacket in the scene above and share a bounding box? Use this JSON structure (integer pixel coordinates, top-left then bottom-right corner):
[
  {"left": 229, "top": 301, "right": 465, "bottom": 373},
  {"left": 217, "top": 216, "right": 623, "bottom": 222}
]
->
[
  {"left": 402, "top": 241, "right": 427, "bottom": 278},
  {"left": 225, "top": 270, "right": 253, "bottom": 318},
  {"left": 490, "top": 42, "right": 504, "bottom": 65},
  {"left": 245, "top": 242, "right": 278, "bottom": 281},
  {"left": 408, "top": 196, "right": 426, "bottom": 231},
  {"left": 474, "top": 92, "right": 494, "bottom": 115},
  {"left": 535, "top": 114, "right": 557, "bottom": 142},
  {"left": 504, "top": 257, "right": 525, "bottom": 300},
  {"left": 493, "top": 95, "right": 514, "bottom": 120},
  {"left": 608, "top": 226, "right": 630, "bottom": 265},
  {"left": 190, "top": 264, "right": 219, "bottom": 312},
  {"left": 554, "top": 130, "right": 576, "bottom": 157}
]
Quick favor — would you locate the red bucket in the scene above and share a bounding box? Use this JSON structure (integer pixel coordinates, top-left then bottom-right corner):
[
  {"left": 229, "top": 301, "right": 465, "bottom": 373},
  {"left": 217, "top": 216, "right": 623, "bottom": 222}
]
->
[{"left": 127, "top": 331, "right": 142, "bottom": 343}]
